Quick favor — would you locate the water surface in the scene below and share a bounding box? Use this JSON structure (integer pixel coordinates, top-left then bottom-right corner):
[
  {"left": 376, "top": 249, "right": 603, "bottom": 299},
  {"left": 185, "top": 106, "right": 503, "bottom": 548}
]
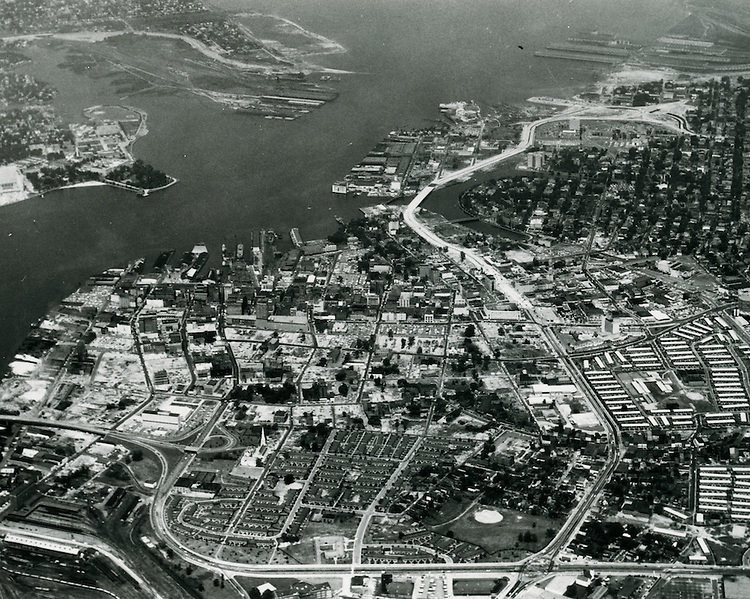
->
[{"left": 0, "top": 0, "right": 686, "bottom": 366}]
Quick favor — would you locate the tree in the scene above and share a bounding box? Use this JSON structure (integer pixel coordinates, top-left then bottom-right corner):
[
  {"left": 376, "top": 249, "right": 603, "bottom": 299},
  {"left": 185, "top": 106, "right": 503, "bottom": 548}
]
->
[
  {"left": 339, "top": 383, "right": 349, "bottom": 397},
  {"left": 131, "top": 448, "right": 144, "bottom": 462},
  {"left": 106, "top": 462, "right": 130, "bottom": 482},
  {"left": 327, "top": 226, "right": 348, "bottom": 245},
  {"left": 284, "top": 473, "right": 295, "bottom": 485},
  {"left": 464, "top": 324, "right": 475, "bottom": 338}
]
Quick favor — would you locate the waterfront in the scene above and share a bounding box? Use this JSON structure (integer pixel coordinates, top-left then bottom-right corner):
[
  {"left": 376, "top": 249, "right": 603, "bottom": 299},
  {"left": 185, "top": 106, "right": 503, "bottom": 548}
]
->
[{"left": 0, "top": 0, "right": 686, "bottom": 367}]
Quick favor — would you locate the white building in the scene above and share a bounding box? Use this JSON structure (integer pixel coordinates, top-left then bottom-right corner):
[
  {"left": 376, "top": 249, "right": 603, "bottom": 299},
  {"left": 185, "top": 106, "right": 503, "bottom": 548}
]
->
[
  {"left": 3, "top": 533, "right": 80, "bottom": 556},
  {"left": 527, "top": 151, "right": 546, "bottom": 169},
  {"left": 141, "top": 410, "right": 182, "bottom": 430},
  {"left": 0, "top": 165, "right": 29, "bottom": 206},
  {"left": 0, "top": 166, "right": 23, "bottom": 193}
]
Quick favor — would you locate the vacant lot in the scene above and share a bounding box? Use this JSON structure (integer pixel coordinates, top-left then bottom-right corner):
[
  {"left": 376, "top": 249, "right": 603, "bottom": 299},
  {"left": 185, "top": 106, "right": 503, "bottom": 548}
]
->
[
  {"left": 649, "top": 577, "right": 713, "bottom": 599},
  {"left": 453, "top": 578, "right": 508, "bottom": 596}
]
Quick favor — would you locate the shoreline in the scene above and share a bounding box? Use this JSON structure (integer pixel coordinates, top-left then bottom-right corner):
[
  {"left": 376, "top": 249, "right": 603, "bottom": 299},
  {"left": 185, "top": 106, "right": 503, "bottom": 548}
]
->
[{"left": 2, "top": 26, "right": 355, "bottom": 76}]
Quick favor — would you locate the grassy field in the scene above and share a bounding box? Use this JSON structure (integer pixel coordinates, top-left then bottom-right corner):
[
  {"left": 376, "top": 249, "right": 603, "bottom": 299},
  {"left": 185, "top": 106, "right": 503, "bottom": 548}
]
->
[
  {"left": 423, "top": 498, "right": 475, "bottom": 526},
  {"left": 202, "top": 434, "right": 231, "bottom": 449},
  {"left": 127, "top": 453, "right": 161, "bottom": 486},
  {"left": 304, "top": 517, "right": 359, "bottom": 538},
  {"left": 279, "top": 540, "right": 317, "bottom": 565},
  {"left": 433, "top": 505, "right": 560, "bottom": 555},
  {"left": 382, "top": 580, "right": 414, "bottom": 598},
  {"left": 708, "top": 536, "right": 744, "bottom": 565}
]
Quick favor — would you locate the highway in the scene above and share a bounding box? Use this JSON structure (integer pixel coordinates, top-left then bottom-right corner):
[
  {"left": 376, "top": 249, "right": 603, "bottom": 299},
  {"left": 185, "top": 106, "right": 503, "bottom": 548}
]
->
[
  {"left": 10, "top": 507, "right": 742, "bottom": 582},
  {"left": 0, "top": 415, "right": 112, "bottom": 436}
]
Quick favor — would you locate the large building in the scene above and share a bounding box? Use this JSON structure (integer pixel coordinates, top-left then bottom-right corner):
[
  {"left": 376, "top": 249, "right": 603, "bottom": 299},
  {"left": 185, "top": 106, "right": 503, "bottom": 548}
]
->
[
  {"left": 0, "top": 165, "right": 23, "bottom": 194},
  {"left": 0, "top": 165, "right": 28, "bottom": 206},
  {"left": 3, "top": 533, "right": 81, "bottom": 556},
  {"left": 527, "top": 151, "right": 546, "bottom": 169}
]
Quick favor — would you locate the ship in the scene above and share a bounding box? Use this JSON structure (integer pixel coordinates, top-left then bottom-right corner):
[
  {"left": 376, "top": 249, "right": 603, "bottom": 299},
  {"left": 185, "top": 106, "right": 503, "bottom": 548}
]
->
[
  {"left": 290, "top": 228, "right": 303, "bottom": 248},
  {"left": 182, "top": 243, "right": 209, "bottom": 280},
  {"left": 152, "top": 249, "right": 174, "bottom": 271},
  {"left": 178, "top": 250, "right": 193, "bottom": 267}
]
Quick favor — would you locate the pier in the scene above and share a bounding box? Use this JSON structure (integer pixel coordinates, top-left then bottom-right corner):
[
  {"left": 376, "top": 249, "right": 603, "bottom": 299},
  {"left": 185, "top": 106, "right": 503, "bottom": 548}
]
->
[{"left": 103, "top": 176, "right": 178, "bottom": 196}]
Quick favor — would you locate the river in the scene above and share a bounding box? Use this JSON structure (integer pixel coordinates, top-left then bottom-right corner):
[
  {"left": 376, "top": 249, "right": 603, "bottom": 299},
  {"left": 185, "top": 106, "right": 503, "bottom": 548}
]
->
[{"left": 0, "top": 0, "right": 686, "bottom": 367}]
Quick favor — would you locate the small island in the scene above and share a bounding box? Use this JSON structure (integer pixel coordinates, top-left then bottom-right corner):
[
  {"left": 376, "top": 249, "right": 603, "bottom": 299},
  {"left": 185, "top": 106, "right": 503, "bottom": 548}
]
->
[{"left": 106, "top": 159, "right": 175, "bottom": 195}]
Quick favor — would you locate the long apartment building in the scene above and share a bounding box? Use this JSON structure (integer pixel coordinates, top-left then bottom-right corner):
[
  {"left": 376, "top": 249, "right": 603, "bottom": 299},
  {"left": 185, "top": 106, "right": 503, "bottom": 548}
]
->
[{"left": 698, "top": 465, "right": 750, "bottom": 521}]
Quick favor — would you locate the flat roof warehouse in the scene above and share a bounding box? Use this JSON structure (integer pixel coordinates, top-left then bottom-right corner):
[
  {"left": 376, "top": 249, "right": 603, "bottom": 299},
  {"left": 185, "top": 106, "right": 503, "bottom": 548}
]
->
[{"left": 3, "top": 532, "right": 81, "bottom": 556}]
